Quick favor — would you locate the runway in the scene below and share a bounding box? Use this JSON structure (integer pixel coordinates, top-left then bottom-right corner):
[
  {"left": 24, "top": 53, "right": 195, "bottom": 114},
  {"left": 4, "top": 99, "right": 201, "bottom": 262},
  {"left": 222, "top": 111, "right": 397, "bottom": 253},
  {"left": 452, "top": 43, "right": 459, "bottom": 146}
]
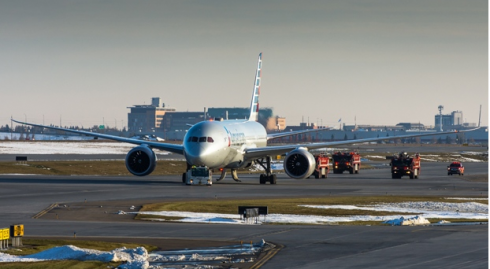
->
[{"left": 0, "top": 160, "right": 487, "bottom": 268}]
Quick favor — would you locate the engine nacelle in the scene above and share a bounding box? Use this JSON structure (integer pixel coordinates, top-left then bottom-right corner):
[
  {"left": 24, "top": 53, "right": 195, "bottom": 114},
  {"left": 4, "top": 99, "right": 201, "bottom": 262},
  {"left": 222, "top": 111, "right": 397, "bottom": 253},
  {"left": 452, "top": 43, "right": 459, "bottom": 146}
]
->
[
  {"left": 125, "top": 145, "right": 157, "bottom": 176},
  {"left": 284, "top": 148, "right": 316, "bottom": 179}
]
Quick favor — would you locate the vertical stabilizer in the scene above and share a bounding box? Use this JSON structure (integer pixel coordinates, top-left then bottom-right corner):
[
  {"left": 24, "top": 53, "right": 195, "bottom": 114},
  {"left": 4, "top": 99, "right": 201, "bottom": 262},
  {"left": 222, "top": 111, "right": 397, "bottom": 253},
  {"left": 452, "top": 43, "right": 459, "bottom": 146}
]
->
[{"left": 248, "top": 53, "right": 262, "bottom": 121}]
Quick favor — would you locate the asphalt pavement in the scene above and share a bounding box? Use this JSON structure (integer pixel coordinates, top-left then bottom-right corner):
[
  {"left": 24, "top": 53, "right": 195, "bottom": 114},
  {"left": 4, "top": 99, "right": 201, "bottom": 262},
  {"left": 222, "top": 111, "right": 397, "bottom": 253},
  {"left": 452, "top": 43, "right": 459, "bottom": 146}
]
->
[{"left": 0, "top": 160, "right": 487, "bottom": 268}]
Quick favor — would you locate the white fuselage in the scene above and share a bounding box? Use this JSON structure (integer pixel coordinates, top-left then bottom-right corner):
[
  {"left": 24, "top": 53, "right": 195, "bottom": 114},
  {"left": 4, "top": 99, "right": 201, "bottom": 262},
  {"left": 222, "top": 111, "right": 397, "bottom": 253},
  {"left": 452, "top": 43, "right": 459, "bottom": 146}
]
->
[{"left": 183, "top": 120, "right": 267, "bottom": 169}]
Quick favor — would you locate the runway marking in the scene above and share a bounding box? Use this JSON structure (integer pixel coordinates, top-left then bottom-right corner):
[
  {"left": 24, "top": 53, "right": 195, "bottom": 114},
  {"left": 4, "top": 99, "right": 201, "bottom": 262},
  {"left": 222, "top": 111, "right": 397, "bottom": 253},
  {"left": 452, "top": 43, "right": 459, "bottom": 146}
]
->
[
  {"left": 250, "top": 242, "right": 284, "bottom": 269},
  {"left": 32, "top": 203, "right": 58, "bottom": 219},
  {"left": 231, "top": 228, "right": 299, "bottom": 241}
]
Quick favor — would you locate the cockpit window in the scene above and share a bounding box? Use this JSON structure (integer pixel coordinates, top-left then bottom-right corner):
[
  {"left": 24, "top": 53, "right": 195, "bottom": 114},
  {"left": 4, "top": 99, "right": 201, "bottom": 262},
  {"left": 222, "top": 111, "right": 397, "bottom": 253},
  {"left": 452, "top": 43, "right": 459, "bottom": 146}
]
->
[{"left": 188, "top": 136, "right": 214, "bottom": 143}]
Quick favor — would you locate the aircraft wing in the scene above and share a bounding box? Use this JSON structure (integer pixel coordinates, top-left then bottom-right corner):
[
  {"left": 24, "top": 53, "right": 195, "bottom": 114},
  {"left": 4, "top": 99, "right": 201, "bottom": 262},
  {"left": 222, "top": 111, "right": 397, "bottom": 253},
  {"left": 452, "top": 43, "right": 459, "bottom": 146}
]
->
[
  {"left": 12, "top": 119, "right": 185, "bottom": 155},
  {"left": 245, "top": 127, "right": 481, "bottom": 159},
  {"left": 267, "top": 128, "right": 323, "bottom": 140}
]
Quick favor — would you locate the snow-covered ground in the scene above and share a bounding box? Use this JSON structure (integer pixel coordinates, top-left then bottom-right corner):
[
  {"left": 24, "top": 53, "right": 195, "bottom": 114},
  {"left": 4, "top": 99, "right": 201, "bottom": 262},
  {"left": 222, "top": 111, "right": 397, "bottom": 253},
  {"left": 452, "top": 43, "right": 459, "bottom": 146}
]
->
[
  {"left": 0, "top": 141, "right": 170, "bottom": 155},
  {"left": 0, "top": 241, "right": 266, "bottom": 269},
  {"left": 135, "top": 201, "right": 487, "bottom": 226},
  {"left": 0, "top": 132, "right": 92, "bottom": 141},
  {"left": 0, "top": 245, "right": 148, "bottom": 268}
]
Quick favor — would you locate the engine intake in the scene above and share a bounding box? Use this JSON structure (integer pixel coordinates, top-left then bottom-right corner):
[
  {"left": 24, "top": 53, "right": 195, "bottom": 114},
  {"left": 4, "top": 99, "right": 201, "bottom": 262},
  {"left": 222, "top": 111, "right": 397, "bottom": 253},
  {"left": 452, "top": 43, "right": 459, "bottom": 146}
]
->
[
  {"left": 125, "top": 145, "right": 157, "bottom": 176},
  {"left": 284, "top": 148, "right": 316, "bottom": 179}
]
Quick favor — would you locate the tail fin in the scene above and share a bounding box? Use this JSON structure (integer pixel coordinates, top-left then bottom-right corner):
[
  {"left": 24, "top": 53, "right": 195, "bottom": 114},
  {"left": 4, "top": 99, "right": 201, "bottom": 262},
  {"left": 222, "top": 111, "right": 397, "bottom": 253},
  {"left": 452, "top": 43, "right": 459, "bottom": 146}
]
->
[{"left": 248, "top": 53, "right": 262, "bottom": 121}]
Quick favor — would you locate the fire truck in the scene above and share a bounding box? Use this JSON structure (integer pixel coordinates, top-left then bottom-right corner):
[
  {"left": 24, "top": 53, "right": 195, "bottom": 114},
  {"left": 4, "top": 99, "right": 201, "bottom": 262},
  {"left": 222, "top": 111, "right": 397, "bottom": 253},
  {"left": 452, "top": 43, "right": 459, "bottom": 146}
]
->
[
  {"left": 332, "top": 152, "right": 361, "bottom": 174},
  {"left": 389, "top": 152, "right": 421, "bottom": 179},
  {"left": 310, "top": 154, "right": 329, "bottom": 178}
]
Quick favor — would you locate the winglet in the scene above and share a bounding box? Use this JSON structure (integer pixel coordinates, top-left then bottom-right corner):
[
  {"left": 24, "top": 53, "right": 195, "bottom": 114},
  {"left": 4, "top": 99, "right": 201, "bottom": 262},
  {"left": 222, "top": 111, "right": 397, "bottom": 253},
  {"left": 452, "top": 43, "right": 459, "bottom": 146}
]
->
[
  {"left": 248, "top": 53, "right": 262, "bottom": 122},
  {"left": 478, "top": 104, "right": 481, "bottom": 127}
]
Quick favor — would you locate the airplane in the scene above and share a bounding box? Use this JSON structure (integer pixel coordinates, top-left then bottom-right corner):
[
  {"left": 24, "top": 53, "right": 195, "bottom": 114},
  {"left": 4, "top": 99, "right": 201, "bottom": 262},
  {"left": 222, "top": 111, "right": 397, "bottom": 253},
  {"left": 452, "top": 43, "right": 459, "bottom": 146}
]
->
[{"left": 12, "top": 53, "right": 481, "bottom": 185}]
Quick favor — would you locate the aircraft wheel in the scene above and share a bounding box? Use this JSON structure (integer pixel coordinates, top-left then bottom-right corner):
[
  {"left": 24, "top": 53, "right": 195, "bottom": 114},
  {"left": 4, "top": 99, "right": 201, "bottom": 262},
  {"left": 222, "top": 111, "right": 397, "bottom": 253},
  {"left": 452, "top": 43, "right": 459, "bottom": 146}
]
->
[
  {"left": 259, "top": 174, "right": 266, "bottom": 184},
  {"left": 182, "top": 173, "right": 186, "bottom": 183},
  {"left": 270, "top": 174, "right": 277, "bottom": 184},
  {"left": 314, "top": 171, "right": 319, "bottom": 179}
]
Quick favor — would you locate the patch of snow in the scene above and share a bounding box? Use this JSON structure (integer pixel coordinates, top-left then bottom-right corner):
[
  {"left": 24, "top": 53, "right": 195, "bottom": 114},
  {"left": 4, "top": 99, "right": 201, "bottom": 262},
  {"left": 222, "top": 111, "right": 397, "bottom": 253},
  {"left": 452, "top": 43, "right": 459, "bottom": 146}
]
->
[
  {"left": 0, "top": 141, "right": 171, "bottom": 155},
  {"left": 383, "top": 215, "right": 430, "bottom": 226},
  {"left": 136, "top": 201, "right": 488, "bottom": 225},
  {"left": 445, "top": 197, "right": 488, "bottom": 201},
  {"left": 364, "top": 155, "right": 387, "bottom": 159},
  {"left": 301, "top": 202, "right": 488, "bottom": 220},
  {"left": 1, "top": 245, "right": 148, "bottom": 269},
  {"left": 460, "top": 157, "right": 484, "bottom": 162},
  {"left": 0, "top": 252, "right": 44, "bottom": 262}
]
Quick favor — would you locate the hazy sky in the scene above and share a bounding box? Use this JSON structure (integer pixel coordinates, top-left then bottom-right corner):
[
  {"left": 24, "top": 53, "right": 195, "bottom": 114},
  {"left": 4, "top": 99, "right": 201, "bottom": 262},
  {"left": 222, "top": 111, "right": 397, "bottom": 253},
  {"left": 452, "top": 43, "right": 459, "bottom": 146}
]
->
[{"left": 1, "top": 0, "right": 488, "bottom": 129}]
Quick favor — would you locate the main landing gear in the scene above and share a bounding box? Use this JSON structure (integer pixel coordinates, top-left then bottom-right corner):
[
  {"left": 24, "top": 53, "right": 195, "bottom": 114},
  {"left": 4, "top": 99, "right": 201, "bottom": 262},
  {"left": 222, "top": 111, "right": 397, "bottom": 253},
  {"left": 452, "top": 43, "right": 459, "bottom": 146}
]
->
[
  {"left": 256, "top": 156, "right": 277, "bottom": 184},
  {"left": 216, "top": 169, "right": 241, "bottom": 182}
]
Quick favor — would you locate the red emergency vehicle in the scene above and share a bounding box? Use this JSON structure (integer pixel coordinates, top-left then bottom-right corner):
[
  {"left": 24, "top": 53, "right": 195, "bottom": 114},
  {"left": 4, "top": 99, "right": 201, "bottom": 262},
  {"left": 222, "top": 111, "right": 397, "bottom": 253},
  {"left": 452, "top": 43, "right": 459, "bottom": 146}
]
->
[
  {"left": 389, "top": 152, "right": 421, "bottom": 179},
  {"left": 311, "top": 154, "right": 329, "bottom": 178},
  {"left": 332, "top": 152, "right": 361, "bottom": 174},
  {"left": 447, "top": 162, "right": 464, "bottom": 176}
]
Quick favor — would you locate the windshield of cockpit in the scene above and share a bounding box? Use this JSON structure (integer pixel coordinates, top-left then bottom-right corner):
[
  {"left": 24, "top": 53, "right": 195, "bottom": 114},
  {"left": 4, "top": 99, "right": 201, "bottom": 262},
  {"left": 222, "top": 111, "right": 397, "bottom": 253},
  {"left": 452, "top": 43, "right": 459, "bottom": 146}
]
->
[{"left": 187, "top": 136, "right": 214, "bottom": 143}]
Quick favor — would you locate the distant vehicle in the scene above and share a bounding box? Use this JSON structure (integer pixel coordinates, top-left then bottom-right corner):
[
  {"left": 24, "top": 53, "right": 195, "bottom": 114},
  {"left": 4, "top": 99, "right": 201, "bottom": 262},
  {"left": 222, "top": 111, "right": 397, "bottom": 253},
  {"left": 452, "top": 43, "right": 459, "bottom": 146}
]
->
[
  {"left": 130, "top": 134, "right": 165, "bottom": 142},
  {"left": 310, "top": 154, "right": 329, "bottom": 178},
  {"left": 389, "top": 152, "right": 421, "bottom": 179},
  {"left": 332, "top": 152, "right": 361, "bottom": 174},
  {"left": 447, "top": 162, "right": 464, "bottom": 176}
]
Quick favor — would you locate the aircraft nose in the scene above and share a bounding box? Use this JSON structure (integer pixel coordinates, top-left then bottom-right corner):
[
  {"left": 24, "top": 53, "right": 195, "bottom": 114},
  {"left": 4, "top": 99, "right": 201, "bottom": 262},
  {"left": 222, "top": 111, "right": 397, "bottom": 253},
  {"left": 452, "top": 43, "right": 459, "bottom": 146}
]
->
[{"left": 185, "top": 144, "right": 220, "bottom": 167}]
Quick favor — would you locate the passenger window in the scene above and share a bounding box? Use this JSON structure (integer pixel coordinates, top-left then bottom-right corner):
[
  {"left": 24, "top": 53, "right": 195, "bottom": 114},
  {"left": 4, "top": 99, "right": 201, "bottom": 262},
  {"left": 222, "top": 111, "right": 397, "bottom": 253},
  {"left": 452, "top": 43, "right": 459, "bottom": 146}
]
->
[
  {"left": 191, "top": 136, "right": 198, "bottom": 142},
  {"left": 207, "top": 137, "right": 214, "bottom": 143},
  {"left": 199, "top": 137, "right": 206, "bottom": 142}
]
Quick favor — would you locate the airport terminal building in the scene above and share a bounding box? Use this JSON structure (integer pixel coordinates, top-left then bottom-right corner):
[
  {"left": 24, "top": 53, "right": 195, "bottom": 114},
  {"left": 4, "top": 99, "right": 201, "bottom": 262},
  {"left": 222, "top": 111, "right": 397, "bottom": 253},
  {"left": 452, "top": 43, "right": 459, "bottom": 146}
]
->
[{"left": 123, "top": 98, "right": 486, "bottom": 142}]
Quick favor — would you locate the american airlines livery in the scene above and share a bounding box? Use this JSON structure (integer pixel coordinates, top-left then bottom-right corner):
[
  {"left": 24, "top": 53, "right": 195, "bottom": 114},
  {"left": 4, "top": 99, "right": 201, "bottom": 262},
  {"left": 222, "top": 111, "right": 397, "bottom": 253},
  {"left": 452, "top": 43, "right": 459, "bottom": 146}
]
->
[{"left": 13, "top": 53, "right": 481, "bottom": 185}]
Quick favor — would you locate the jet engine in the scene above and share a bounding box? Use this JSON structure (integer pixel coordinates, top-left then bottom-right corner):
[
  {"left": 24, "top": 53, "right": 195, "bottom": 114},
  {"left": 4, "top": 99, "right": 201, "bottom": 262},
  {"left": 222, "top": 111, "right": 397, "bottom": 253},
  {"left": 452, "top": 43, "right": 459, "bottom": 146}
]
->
[
  {"left": 283, "top": 148, "right": 316, "bottom": 179},
  {"left": 125, "top": 145, "right": 157, "bottom": 176}
]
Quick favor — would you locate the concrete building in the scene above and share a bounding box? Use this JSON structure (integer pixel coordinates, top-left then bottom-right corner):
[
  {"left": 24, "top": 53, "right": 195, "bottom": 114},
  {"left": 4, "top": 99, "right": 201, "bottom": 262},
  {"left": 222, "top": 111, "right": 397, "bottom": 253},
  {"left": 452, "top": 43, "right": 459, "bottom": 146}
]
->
[
  {"left": 435, "top": 110, "right": 464, "bottom": 130},
  {"left": 160, "top": 112, "right": 205, "bottom": 132},
  {"left": 396, "top": 122, "right": 426, "bottom": 130},
  {"left": 208, "top": 107, "right": 286, "bottom": 131},
  {"left": 127, "top": 98, "right": 175, "bottom": 133}
]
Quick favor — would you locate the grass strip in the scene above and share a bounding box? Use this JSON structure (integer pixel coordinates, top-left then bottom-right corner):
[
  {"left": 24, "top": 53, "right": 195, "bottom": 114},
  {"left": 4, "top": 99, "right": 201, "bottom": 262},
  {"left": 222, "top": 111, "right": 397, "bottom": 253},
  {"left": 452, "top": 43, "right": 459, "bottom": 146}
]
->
[{"left": 137, "top": 196, "right": 488, "bottom": 225}]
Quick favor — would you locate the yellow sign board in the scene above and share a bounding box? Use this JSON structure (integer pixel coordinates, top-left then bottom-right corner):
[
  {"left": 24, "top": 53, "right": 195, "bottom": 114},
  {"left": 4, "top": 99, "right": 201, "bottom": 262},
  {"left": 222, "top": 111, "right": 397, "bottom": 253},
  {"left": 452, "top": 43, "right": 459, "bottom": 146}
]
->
[
  {"left": 10, "top": 224, "right": 24, "bottom": 237},
  {"left": 0, "top": 228, "right": 9, "bottom": 240}
]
